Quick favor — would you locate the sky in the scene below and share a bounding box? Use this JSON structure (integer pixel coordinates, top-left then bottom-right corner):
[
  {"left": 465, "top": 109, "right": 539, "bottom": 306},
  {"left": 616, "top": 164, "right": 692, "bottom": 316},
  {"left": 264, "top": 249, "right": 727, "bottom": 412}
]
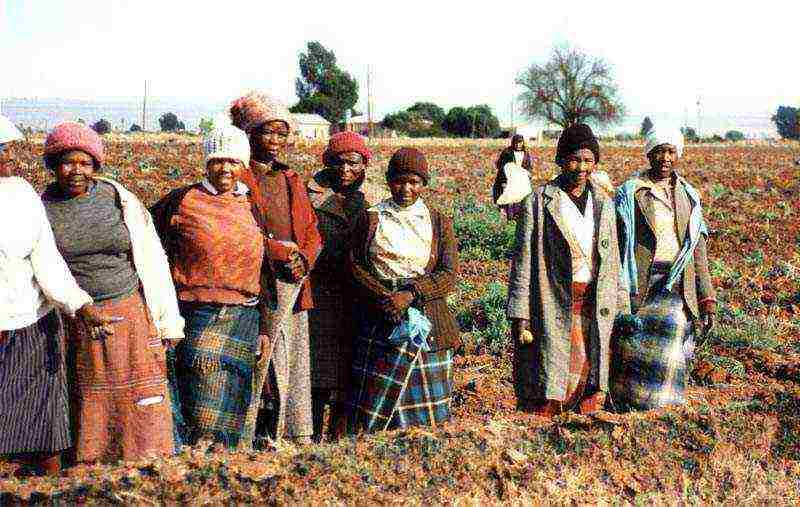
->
[{"left": 1, "top": 0, "right": 798, "bottom": 123}]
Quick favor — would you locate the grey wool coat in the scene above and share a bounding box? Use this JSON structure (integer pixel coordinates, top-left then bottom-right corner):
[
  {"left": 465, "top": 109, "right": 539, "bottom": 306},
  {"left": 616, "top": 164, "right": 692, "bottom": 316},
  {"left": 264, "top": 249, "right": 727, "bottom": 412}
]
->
[{"left": 506, "top": 178, "right": 630, "bottom": 401}]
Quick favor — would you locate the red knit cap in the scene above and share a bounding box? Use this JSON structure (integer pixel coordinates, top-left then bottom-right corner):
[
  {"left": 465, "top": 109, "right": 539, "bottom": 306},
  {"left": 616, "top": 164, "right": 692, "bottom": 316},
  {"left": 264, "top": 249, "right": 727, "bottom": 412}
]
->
[
  {"left": 386, "top": 147, "right": 429, "bottom": 184},
  {"left": 322, "top": 131, "right": 372, "bottom": 166},
  {"left": 44, "top": 122, "right": 105, "bottom": 165}
]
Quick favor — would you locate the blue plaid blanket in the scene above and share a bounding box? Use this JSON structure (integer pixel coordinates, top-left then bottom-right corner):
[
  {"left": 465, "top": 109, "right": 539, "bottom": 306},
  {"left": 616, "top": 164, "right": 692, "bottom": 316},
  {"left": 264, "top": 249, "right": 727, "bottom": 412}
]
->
[
  {"left": 349, "top": 313, "right": 452, "bottom": 433},
  {"left": 175, "top": 302, "right": 260, "bottom": 448},
  {"left": 610, "top": 268, "right": 694, "bottom": 411}
]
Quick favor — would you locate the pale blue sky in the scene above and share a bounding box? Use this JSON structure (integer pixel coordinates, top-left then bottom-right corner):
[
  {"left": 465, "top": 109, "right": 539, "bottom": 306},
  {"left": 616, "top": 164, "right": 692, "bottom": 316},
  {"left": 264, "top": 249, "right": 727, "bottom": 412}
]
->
[{"left": 1, "top": 0, "right": 797, "bottom": 122}]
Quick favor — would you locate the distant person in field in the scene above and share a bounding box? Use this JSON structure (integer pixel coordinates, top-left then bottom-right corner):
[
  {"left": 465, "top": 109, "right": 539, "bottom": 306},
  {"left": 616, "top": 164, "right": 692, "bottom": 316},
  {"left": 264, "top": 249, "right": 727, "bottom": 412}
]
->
[
  {"left": 492, "top": 134, "right": 533, "bottom": 220},
  {"left": 306, "top": 132, "right": 389, "bottom": 441},
  {"left": 611, "top": 125, "right": 716, "bottom": 411},
  {"left": 230, "top": 91, "right": 322, "bottom": 444},
  {"left": 0, "top": 116, "right": 114, "bottom": 475},
  {"left": 40, "top": 122, "right": 184, "bottom": 464},
  {"left": 506, "top": 123, "right": 629, "bottom": 417},
  {"left": 348, "top": 148, "right": 460, "bottom": 432},
  {"left": 150, "top": 121, "right": 266, "bottom": 449}
]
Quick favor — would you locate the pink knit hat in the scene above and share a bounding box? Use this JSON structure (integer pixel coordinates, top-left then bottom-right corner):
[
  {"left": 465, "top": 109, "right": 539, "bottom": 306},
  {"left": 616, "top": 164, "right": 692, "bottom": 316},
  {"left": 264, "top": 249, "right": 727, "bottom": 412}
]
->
[
  {"left": 44, "top": 122, "right": 105, "bottom": 165},
  {"left": 230, "top": 92, "right": 296, "bottom": 134},
  {"left": 322, "top": 131, "right": 372, "bottom": 166}
]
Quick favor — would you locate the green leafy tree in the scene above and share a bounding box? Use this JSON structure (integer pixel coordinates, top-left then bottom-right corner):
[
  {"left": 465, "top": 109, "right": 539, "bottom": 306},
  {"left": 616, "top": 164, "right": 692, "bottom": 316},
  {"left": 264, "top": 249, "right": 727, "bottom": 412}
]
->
[
  {"left": 91, "top": 119, "right": 111, "bottom": 135},
  {"left": 771, "top": 106, "right": 800, "bottom": 140},
  {"left": 292, "top": 41, "right": 358, "bottom": 127},
  {"left": 407, "top": 102, "right": 446, "bottom": 126},
  {"left": 159, "top": 112, "right": 184, "bottom": 132},
  {"left": 640, "top": 116, "right": 654, "bottom": 137},
  {"left": 442, "top": 105, "right": 501, "bottom": 138},
  {"left": 516, "top": 44, "right": 625, "bottom": 129},
  {"left": 199, "top": 117, "right": 214, "bottom": 135},
  {"left": 725, "top": 130, "right": 745, "bottom": 142},
  {"left": 682, "top": 126, "right": 699, "bottom": 143}
]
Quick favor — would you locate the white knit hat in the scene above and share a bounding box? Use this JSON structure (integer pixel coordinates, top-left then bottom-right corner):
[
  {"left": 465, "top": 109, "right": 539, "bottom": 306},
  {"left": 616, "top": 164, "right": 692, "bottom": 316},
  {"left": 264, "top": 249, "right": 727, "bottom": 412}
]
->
[
  {"left": 203, "top": 118, "right": 250, "bottom": 166},
  {"left": 0, "top": 114, "right": 23, "bottom": 145},
  {"left": 645, "top": 124, "right": 684, "bottom": 158}
]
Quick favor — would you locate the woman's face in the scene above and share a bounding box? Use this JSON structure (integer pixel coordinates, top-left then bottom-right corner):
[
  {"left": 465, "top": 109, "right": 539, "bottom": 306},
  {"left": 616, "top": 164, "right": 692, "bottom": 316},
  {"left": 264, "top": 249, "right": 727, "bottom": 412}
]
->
[
  {"left": 512, "top": 138, "right": 524, "bottom": 151},
  {"left": 206, "top": 158, "right": 244, "bottom": 194},
  {"left": 330, "top": 151, "right": 365, "bottom": 187},
  {"left": 647, "top": 144, "right": 678, "bottom": 179},
  {"left": 388, "top": 173, "right": 425, "bottom": 208},
  {"left": 55, "top": 150, "right": 96, "bottom": 197},
  {"left": 0, "top": 142, "right": 16, "bottom": 178},
  {"left": 250, "top": 120, "right": 290, "bottom": 162},
  {"left": 560, "top": 148, "right": 595, "bottom": 188}
]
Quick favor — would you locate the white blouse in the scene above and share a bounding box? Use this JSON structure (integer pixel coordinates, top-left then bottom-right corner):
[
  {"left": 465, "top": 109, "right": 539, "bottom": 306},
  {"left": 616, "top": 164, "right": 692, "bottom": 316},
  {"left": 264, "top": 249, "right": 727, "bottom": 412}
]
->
[
  {"left": 557, "top": 188, "right": 597, "bottom": 283},
  {"left": 368, "top": 198, "right": 433, "bottom": 280},
  {"left": 0, "top": 177, "right": 92, "bottom": 330}
]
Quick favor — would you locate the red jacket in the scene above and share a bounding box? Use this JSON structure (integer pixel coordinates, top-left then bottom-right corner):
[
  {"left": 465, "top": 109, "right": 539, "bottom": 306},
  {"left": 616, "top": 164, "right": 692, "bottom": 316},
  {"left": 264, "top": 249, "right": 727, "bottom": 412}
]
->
[{"left": 241, "top": 161, "right": 322, "bottom": 312}]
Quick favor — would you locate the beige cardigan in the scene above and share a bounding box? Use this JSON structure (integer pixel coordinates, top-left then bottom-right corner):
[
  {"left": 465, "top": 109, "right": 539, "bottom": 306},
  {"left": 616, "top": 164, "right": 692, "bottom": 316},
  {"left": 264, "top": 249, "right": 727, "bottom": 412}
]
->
[{"left": 95, "top": 177, "right": 184, "bottom": 340}]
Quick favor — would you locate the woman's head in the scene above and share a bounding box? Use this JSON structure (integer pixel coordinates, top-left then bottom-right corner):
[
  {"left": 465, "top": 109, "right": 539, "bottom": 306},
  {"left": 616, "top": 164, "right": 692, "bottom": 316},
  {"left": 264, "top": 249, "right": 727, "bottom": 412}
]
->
[
  {"left": 386, "top": 147, "right": 429, "bottom": 208},
  {"left": 511, "top": 134, "right": 525, "bottom": 151},
  {"left": 230, "top": 92, "right": 296, "bottom": 163},
  {"left": 555, "top": 124, "right": 599, "bottom": 190},
  {"left": 323, "top": 132, "right": 372, "bottom": 189},
  {"left": 44, "top": 122, "right": 105, "bottom": 197},
  {"left": 644, "top": 125, "right": 684, "bottom": 179},
  {"left": 203, "top": 122, "right": 250, "bottom": 194}
]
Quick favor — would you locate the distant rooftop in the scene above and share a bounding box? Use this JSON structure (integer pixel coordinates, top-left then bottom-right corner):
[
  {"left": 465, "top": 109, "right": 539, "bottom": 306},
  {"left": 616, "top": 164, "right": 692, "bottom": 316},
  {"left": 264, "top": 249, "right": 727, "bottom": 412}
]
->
[{"left": 292, "top": 113, "right": 330, "bottom": 125}]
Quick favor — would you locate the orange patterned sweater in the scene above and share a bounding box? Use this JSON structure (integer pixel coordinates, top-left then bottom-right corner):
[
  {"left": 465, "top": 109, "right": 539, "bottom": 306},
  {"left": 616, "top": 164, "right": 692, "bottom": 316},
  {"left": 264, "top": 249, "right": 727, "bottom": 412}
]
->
[{"left": 169, "top": 186, "right": 265, "bottom": 305}]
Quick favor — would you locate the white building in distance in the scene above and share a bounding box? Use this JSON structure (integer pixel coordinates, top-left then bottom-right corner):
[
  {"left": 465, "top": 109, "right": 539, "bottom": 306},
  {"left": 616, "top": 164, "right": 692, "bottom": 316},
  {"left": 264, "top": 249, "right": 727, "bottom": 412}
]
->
[{"left": 292, "top": 113, "right": 331, "bottom": 140}]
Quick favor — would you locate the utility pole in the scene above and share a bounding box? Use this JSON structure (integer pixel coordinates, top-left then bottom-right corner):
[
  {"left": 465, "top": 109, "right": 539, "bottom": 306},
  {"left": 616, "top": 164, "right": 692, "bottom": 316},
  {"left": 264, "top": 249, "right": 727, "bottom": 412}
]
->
[
  {"left": 510, "top": 97, "right": 515, "bottom": 131},
  {"left": 142, "top": 80, "right": 148, "bottom": 131},
  {"left": 366, "top": 65, "right": 372, "bottom": 138},
  {"left": 696, "top": 96, "right": 702, "bottom": 137}
]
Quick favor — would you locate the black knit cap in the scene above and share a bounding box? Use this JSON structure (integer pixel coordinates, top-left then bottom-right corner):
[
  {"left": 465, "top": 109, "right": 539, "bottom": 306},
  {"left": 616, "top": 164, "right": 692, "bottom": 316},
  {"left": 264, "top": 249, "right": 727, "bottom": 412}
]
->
[
  {"left": 555, "top": 123, "right": 600, "bottom": 165},
  {"left": 386, "top": 147, "right": 429, "bottom": 185}
]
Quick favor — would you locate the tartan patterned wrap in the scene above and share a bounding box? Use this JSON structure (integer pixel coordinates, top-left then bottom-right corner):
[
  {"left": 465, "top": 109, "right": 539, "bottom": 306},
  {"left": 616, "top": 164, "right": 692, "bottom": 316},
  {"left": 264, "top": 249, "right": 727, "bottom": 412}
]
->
[
  {"left": 349, "top": 315, "right": 453, "bottom": 433},
  {"left": 610, "top": 267, "right": 694, "bottom": 411},
  {"left": 175, "top": 302, "right": 260, "bottom": 448}
]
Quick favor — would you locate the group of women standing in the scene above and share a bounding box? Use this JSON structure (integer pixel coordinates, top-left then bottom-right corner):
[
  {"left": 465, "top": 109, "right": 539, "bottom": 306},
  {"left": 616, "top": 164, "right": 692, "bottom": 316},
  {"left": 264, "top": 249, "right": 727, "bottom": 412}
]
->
[
  {"left": 499, "top": 123, "right": 716, "bottom": 415},
  {"left": 0, "top": 91, "right": 461, "bottom": 475}
]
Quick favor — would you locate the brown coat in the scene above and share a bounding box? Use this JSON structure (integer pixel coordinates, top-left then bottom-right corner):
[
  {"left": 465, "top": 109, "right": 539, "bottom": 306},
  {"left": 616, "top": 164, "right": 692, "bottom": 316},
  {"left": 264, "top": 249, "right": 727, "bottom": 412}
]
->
[
  {"left": 506, "top": 179, "right": 630, "bottom": 400},
  {"left": 349, "top": 201, "right": 460, "bottom": 352},
  {"left": 623, "top": 175, "right": 716, "bottom": 319}
]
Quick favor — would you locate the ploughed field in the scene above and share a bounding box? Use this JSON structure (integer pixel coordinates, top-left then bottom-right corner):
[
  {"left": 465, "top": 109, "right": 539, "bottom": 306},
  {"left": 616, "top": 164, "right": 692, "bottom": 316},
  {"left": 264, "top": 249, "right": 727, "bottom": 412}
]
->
[{"left": 2, "top": 136, "right": 799, "bottom": 503}]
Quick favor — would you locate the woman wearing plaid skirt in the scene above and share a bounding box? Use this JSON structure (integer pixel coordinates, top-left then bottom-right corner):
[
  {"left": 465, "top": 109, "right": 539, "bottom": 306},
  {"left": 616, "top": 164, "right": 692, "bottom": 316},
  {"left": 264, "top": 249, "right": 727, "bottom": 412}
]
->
[{"left": 347, "top": 148, "right": 460, "bottom": 432}]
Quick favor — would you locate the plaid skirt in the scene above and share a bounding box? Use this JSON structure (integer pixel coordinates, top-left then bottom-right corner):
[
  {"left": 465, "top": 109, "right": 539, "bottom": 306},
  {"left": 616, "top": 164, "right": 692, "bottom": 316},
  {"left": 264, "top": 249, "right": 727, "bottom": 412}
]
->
[
  {"left": 349, "top": 315, "right": 453, "bottom": 433},
  {"left": 0, "top": 311, "right": 70, "bottom": 454},
  {"left": 611, "top": 265, "right": 694, "bottom": 411},
  {"left": 175, "top": 302, "right": 259, "bottom": 448}
]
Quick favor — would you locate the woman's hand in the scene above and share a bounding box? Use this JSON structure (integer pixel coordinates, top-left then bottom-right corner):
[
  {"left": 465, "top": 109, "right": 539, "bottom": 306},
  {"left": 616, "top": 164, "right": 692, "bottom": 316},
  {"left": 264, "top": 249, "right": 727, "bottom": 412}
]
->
[
  {"left": 257, "top": 335, "right": 273, "bottom": 367},
  {"left": 511, "top": 318, "right": 531, "bottom": 345},
  {"left": 381, "top": 290, "right": 415, "bottom": 322},
  {"left": 286, "top": 251, "right": 307, "bottom": 282},
  {"left": 77, "top": 304, "right": 124, "bottom": 340}
]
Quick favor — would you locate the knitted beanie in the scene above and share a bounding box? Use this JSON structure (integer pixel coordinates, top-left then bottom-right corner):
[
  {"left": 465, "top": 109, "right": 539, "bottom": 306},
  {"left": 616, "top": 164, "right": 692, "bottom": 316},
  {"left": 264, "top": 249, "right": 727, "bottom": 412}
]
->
[
  {"left": 386, "top": 147, "right": 429, "bottom": 184},
  {"left": 322, "top": 131, "right": 372, "bottom": 166},
  {"left": 555, "top": 123, "right": 599, "bottom": 165},
  {"left": 203, "top": 122, "right": 251, "bottom": 167},
  {"left": 230, "top": 91, "right": 296, "bottom": 134},
  {"left": 44, "top": 121, "right": 105, "bottom": 165}
]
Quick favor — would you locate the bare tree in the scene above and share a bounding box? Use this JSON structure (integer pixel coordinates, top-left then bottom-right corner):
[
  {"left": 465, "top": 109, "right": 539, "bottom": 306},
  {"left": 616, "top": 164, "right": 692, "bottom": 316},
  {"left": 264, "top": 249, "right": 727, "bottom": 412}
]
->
[{"left": 516, "top": 45, "right": 625, "bottom": 129}]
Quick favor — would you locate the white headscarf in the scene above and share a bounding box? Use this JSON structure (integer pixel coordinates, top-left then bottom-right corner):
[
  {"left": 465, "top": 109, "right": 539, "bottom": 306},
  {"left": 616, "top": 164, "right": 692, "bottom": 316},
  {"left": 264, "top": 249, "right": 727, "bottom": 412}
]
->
[
  {"left": 645, "top": 124, "right": 684, "bottom": 158},
  {"left": 0, "top": 114, "right": 23, "bottom": 146}
]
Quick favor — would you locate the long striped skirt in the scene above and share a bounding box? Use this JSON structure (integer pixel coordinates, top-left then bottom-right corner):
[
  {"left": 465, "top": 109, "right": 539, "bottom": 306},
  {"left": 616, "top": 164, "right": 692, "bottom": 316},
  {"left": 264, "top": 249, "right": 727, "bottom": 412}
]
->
[
  {"left": 610, "top": 264, "right": 694, "bottom": 411},
  {"left": 66, "top": 290, "right": 174, "bottom": 463},
  {"left": 349, "top": 314, "right": 453, "bottom": 433},
  {"left": 176, "top": 302, "right": 259, "bottom": 448},
  {"left": 0, "top": 311, "right": 70, "bottom": 454}
]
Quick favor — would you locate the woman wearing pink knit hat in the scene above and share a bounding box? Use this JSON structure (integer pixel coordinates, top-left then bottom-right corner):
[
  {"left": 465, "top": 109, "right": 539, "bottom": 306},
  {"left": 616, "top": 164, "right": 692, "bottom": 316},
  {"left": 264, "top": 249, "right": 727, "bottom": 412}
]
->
[
  {"left": 41, "top": 121, "right": 184, "bottom": 465},
  {"left": 232, "top": 92, "right": 322, "bottom": 444},
  {"left": 306, "top": 131, "right": 388, "bottom": 441}
]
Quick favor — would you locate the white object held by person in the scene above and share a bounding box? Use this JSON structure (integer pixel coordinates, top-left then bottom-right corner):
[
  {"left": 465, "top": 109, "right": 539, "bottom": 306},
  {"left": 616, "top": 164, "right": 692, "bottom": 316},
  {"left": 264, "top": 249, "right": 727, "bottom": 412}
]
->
[{"left": 495, "top": 162, "right": 532, "bottom": 206}]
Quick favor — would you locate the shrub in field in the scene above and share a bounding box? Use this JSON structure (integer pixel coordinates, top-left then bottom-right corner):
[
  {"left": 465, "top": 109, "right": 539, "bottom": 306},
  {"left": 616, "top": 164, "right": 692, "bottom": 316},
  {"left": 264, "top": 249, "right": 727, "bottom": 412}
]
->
[
  {"left": 159, "top": 112, "right": 185, "bottom": 132},
  {"left": 452, "top": 198, "right": 516, "bottom": 261},
  {"left": 129, "top": 123, "right": 142, "bottom": 132},
  {"left": 199, "top": 117, "right": 214, "bottom": 136},
  {"left": 457, "top": 281, "right": 510, "bottom": 355},
  {"left": 771, "top": 105, "right": 800, "bottom": 140},
  {"left": 725, "top": 130, "right": 745, "bottom": 142},
  {"left": 91, "top": 119, "right": 111, "bottom": 135},
  {"left": 682, "top": 126, "right": 699, "bottom": 142}
]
